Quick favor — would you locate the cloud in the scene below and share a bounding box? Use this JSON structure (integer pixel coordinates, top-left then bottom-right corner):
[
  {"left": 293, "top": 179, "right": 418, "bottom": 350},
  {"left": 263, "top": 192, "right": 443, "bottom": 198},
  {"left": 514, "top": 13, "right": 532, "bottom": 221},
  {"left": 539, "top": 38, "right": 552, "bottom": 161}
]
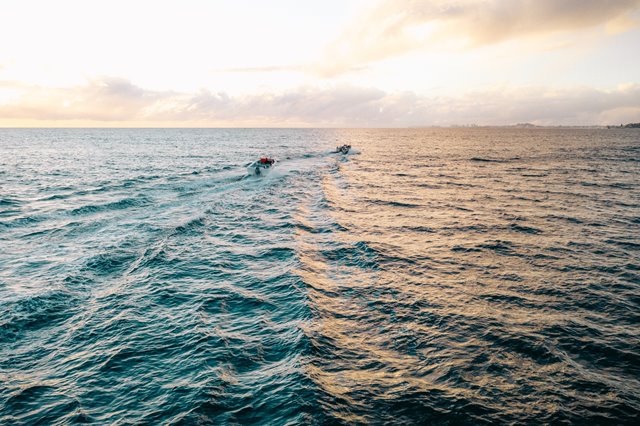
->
[
  {"left": 0, "top": 77, "right": 639, "bottom": 127},
  {"left": 211, "top": 65, "right": 306, "bottom": 74},
  {"left": 0, "top": 77, "right": 168, "bottom": 121},
  {"left": 319, "top": 0, "right": 640, "bottom": 76}
]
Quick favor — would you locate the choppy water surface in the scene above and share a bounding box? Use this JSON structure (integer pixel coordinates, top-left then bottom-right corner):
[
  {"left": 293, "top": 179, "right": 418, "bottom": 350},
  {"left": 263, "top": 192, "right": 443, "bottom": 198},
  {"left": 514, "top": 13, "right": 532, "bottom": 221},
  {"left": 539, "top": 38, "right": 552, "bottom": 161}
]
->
[{"left": 1, "top": 128, "right": 639, "bottom": 424}]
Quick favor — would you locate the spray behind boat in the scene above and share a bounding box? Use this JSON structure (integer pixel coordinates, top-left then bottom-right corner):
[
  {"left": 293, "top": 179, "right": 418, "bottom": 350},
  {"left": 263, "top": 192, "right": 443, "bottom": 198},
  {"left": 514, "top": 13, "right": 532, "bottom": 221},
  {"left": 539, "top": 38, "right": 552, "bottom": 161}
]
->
[{"left": 245, "top": 145, "right": 355, "bottom": 177}]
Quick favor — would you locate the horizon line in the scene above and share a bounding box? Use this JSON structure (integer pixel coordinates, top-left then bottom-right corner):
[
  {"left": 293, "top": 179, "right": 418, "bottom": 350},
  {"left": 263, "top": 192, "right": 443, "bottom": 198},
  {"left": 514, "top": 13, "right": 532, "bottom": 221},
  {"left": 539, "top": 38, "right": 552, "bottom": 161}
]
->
[{"left": 0, "top": 124, "right": 633, "bottom": 130}]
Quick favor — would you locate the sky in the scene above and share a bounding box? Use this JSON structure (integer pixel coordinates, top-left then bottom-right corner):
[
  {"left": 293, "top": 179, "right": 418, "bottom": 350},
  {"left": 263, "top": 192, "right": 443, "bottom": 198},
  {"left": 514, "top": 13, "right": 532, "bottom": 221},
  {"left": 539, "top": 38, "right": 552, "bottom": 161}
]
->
[{"left": 1, "top": 0, "right": 639, "bottom": 127}]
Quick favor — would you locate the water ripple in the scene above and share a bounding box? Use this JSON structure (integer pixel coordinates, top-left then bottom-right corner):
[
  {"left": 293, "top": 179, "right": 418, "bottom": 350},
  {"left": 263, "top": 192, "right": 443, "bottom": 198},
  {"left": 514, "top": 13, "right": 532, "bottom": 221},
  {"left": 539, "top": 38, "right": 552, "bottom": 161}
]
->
[{"left": 1, "top": 128, "right": 639, "bottom": 424}]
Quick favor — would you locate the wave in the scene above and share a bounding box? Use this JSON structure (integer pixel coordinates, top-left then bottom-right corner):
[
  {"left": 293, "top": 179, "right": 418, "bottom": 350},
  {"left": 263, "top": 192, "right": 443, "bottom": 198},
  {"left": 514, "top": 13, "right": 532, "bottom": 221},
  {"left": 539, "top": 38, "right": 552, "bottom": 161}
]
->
[
  {"left": 0, "top": 197, "right": 22, "bottom": 207},
  {"left": 469, "top": 157, "right": 518, "bottom": 163},
  {"left": 509, "top": 223, "right": 543, "bottom": 234},
  {"left": 173, "top": 216, "right": 208, "bottom": 236},
  {"left": 83, "top": 251, "right": 139, "bottom": 277},
  {"left": 369, "top": 199, "right": 422, "bottom": 208},
  {"left": 69, "top": 196, "right": 151, "bottom": 216},
  {"left": 0, "top": 289, "right": 82, "bottom": 343}
]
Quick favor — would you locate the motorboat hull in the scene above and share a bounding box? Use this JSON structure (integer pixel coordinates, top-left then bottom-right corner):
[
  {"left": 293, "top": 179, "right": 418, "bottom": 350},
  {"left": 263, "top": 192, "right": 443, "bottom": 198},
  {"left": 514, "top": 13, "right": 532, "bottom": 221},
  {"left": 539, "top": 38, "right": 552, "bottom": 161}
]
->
[
  {"left": 247, "top": 159, "right": 275, "bottom": 176},
  {"left": 335, "top": 145, "right": 351, "bottom": 154}
]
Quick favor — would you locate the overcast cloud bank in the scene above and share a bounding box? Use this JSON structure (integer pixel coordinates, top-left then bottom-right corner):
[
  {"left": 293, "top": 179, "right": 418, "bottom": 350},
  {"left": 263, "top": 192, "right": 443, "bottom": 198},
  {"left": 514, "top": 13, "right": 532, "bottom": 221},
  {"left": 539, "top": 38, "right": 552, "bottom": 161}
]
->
[{"left": 1, "top": 78, "right": 639, "bottom": 127}]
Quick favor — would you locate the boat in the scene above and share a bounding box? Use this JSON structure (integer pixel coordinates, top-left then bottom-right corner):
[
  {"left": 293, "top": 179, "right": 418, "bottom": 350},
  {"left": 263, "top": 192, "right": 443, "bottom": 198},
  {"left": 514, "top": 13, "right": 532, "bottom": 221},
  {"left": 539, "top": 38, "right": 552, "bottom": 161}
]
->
[
  {"left": 335, "top": 144, "right": 351, "bottom": 154},
  {"left": 247, "top": 157, "right": 275, "bottom": 176}
]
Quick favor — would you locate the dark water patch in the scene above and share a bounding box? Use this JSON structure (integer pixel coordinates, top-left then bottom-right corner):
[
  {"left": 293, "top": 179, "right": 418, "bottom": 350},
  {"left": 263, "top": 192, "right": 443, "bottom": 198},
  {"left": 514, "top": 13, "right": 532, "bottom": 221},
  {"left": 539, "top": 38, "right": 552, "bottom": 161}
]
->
[
  {"left": 614, "top": 200, "right": 640, "bottom": 208},
  {"left": 520, "top": 172, "right": 549, "bottom": 177},
  {"left": 401, "top": 225, "right": 435, "bottom": 233},
  {"left": 294, "top": 222, "right": 324, "bottom": 234},
  {"left": 367, "top": 199, "right": 422, "bottom": 208},
  {"left": 205, "top": 290, "right": 279, "bottom": 315},
  {"left": 19, "top": 225, "right": 65, "bottom": 239},
  {"left": 554, "top": 335, "right": 640, "bottom": 374},
  {"left": 1, "top": 384, "right": 84, "bottom": 425},
  {"left": 497, "top": 273, "right": 524, "bottom": 282},
  {"left": 84, "top": 251, "right": 138, "bottom": 277},
  {"left": 414, "top": 183, "right": 442, "bottom": 189},
  {"left": 319, "top": 241, "right": 381, "bottom": 269},
  {"left": 567, "top": 240, "right": 593, "bottom": 248},
  {"left": 0, "top": 208, "right": 22, "bottom": 218},
  {"left": 469, "top": 157, "right": 521, "bottom": 163},
  {"left": 257, "top": 246, "right": 296, "bottom": 261},
  {"left": 62, "top": 273, "right": 96, "bottom": 289},
  {"left": 0, "top": 289, "right": 82, "bottom": 342},
  {"left": 510, "top": 223, "right": 543, "bottom": 234},
  {"left": 469, "top": 157, "right": 508, "bottom": 163},
  {"left": 609, "top": 182, "right": 635, "bottom": 189},
  {"left": 482, "top": 329, "right": 563, "bottom": 365},
  {"left": 512, "top": 195, "right": 543, "bottom": 203},
  {"left": 41, "top": 184, "right": 75, "bottom": 192},
  {"left": 477, "top": 293, "right": 541, "bottom": 310},
  {"left": 625, "top": 262, "right": 640, "bottom": 271},
  {"left": 443, "top": 224, "right": 490, "bottom": 233},
  {"left": 3, "top": 384, "right": 57, "bottom": 412},
  {"left": 606, "top": 239, "right": 640, "bottom": 251},
  {"left": 39, "top": 193, "right": 69, "bottom": 201},
  {"left": 97, "top": 342, "right": 175, "bottom": 374},
  {"left": 173, "top": 216, "right": 208, "bottom": 236},
  {"left": 477, "top": 240, "right": 518, "bottom": 255},
  {"left": 442, "top": 180, "right": 474, "bottom": 187},
  {"left": 0, "top": 214, "right": 42, "bottom": 229},
  {"left": 69, "top": 196, "right": 151, "bottom": 216},
  {"left": 451, "top": 245, "right": 483, "bottom": 253},
  {"left": 0, "top": 197, "right": 22, "bottom": 207},
  {"left": 149, "top": 286, "right": 195, "bottom": 308},
  {"left": 587, "top": 221, "right": 606, "bottom": 227},
  {"left": 123, "top": 174, "right": 162, "bottom": 185},
  {"left": 56, "top": 219, "right": 103, "bottom": 238}
]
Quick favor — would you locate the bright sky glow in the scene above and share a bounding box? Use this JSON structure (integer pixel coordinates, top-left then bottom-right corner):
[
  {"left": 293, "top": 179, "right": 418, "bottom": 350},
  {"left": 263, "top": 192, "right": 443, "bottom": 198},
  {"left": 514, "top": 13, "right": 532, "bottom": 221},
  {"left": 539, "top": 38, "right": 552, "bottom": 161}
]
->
[{"left": 1, "top": 0, "right": 639, "bottom": 126}]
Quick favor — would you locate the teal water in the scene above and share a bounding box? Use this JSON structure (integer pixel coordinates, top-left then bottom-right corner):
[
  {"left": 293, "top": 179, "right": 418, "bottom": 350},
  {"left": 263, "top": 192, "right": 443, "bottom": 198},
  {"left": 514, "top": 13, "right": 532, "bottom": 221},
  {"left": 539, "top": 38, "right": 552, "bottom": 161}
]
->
[{"left": 1, "top": 128, "right": 639, "bottom": 424}]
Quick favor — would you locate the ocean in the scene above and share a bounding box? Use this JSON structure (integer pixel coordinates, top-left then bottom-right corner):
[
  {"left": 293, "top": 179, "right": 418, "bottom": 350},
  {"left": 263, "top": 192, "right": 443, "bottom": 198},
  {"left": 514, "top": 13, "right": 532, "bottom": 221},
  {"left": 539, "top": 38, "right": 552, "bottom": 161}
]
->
[{"left": 1, "top": 128, "right": 639, "bottom": 424}]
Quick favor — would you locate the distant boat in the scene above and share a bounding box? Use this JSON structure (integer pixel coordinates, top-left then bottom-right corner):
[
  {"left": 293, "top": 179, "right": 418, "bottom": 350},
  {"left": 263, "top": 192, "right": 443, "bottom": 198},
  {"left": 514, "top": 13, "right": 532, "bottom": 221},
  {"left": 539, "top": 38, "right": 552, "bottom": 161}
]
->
[
  {"left": 247, "top": 157, "right": 275, "bottom": 176},
  {"left": 335, "top": 144, "right": 351, "bottom": 154}
]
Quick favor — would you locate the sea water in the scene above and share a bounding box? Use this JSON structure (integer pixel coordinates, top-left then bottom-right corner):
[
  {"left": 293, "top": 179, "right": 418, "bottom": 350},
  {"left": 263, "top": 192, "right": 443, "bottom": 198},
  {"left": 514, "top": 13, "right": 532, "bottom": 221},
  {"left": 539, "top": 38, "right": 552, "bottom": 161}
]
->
[{"left": 1, "top": 128, "right": 639, "bottom": 424}]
